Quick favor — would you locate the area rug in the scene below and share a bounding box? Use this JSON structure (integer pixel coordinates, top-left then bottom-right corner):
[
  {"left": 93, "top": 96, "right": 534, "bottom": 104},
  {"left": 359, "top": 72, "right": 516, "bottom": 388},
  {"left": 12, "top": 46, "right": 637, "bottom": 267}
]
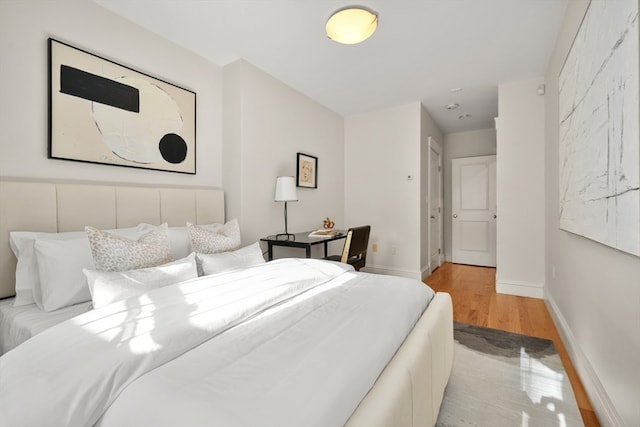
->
[{"left": 435, "top": 322, "right": 584, "bottom": 426}]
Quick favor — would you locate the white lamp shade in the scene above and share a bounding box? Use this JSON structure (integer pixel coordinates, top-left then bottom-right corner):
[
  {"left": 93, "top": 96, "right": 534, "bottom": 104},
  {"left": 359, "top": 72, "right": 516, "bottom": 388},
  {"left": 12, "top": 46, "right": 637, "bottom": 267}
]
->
[
  {"left": 274, "top": 176, "right": 298, "bottom": 202},
  {"left": 326, "top": 7, "right": 378, "bottom": 45}
]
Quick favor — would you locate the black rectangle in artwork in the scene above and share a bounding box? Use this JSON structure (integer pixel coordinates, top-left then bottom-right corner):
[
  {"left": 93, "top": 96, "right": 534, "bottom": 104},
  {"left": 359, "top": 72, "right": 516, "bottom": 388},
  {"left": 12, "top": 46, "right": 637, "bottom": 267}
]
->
[{"left": 59, "top": 65, "right": 140, "bottom": 113}]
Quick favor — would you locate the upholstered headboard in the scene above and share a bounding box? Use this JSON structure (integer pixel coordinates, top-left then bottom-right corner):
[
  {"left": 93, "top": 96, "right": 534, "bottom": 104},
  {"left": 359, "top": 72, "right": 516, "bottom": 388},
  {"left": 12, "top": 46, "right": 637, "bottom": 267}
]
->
[{"left": 0, "top": 177, "right": 225, "bottom": 299}]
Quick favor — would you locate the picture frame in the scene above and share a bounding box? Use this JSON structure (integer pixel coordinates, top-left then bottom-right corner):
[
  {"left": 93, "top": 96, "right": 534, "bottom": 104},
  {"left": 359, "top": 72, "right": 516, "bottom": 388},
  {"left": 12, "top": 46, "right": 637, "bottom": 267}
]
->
[
  {"left": 557, "top": 1, "right": 639, "bottom": 256},
  {"left": 48, "top": 38, "right": 197, "bottom": 174},
  {"left": 296, "top": 153, "right": 318, "bottom": 188}
]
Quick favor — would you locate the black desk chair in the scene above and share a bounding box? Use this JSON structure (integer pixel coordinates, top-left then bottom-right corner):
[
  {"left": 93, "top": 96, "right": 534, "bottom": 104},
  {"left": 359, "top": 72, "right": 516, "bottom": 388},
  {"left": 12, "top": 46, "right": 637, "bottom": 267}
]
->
[{"left": 325, "top": 225, "right": 371, "bottom": 271}]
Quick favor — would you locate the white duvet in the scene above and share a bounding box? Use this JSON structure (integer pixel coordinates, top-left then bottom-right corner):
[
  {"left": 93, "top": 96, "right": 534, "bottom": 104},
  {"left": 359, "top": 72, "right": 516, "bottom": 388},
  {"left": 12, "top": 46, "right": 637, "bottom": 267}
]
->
[{"left": 0, "top": 258, "right": 434, "bottom": 427}]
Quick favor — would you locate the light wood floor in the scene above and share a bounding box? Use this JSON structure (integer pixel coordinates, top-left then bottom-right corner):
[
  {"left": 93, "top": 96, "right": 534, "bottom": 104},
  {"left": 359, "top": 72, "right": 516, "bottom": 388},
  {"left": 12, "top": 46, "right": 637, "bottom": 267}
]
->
[{"left": 425, "top": 262, "right": 600, "bottom": 427}]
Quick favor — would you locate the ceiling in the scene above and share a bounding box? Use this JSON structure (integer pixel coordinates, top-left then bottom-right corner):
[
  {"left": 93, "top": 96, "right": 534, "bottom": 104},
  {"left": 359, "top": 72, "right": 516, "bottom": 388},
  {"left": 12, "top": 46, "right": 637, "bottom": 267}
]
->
[{"left": 93, "top": 0, "right": 568, "bottom": 134}]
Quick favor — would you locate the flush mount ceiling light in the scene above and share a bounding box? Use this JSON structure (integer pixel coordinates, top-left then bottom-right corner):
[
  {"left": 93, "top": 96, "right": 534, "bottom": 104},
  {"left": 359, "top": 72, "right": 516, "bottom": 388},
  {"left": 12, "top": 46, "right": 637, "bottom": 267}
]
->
[
  {"left": 446, "top": 103, "right": 459, "bottom": 110},
  {"left": 326, "top": 7, "right": 378, "bottom": 44}
]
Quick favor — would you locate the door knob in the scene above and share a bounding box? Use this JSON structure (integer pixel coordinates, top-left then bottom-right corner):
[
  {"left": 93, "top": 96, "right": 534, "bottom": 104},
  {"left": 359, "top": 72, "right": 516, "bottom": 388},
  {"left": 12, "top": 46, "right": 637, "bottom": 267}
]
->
[
  {"left": 431, "top": 215, "right": 435, "bottom": 219},
  {"left": 493, "top": 215, "right": 497, "bottom": 219},
  {"left": 453, "top": 214, "right": 458, "bottom": 218}
]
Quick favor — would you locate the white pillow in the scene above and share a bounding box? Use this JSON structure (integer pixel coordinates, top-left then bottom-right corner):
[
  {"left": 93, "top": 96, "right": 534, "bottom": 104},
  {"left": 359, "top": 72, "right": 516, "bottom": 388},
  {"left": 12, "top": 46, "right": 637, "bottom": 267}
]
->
[
  {"left": 84, "top": 253, "right": 198, "bottom": 309},
  {"left": 86, "top": 224, "right": 171, "bottom": 272},
  {"left": 10, "top": 230, "right": 84, "bottom": 307},
  {"left": 9, "top": 224, "right": 152, "bottom": 308},
  {"left": 35, "top": 237, "right": 96, "bottom": 312},
  {"left": 197, "top": 242, "right": 265, "bottom": 275},
  {"left": 187, "top": 219, "right": 241, "bottom": 254}
]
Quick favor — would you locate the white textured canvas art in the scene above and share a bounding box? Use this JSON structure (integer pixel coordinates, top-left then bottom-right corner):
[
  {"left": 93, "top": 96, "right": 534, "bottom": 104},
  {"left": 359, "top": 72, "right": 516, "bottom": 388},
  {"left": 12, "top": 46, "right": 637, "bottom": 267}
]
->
[{"left": 559, "top": 0, "right": 639, "bottom": 256}]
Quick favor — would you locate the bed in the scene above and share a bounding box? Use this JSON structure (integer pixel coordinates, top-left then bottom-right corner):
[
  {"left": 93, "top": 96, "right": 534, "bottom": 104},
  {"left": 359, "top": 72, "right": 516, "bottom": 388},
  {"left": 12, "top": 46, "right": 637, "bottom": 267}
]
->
[{"left": 0, "top": 177, "right": 453, "bottom": 427}]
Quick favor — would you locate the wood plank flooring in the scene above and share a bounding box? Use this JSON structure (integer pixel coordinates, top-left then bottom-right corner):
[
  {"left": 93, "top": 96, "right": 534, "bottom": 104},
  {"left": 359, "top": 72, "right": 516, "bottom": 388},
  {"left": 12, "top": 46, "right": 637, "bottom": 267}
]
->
[{"left": 425, "top": 262, "right": 600, "bottom": 427}]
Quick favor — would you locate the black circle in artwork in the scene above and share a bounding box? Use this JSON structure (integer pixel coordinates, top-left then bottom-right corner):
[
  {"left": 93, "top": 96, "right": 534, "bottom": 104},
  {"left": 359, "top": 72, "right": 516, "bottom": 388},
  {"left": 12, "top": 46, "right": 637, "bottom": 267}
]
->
[{"left": 159, "top": 134, "right": 188, "bottom": 164}]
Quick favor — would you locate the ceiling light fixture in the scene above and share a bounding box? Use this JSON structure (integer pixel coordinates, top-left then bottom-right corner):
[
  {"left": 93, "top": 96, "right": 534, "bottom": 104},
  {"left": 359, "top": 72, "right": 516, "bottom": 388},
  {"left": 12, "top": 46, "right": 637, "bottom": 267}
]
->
[
  {"left": 326, "top": 7, "right": 378, "bottom": 45},
  {"left": 446, "top": 103, "right": 459, "bottom": 110}
]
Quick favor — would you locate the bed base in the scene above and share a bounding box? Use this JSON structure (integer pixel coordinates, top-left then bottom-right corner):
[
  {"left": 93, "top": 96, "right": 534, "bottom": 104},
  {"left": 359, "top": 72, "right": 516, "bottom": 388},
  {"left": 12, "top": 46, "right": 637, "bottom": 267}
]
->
[
  {"left": 346, "top": 292, "right": 453, "bottom": 427},
  {"left": 0, "top": 177, "right": 453, "bottom": 426}
]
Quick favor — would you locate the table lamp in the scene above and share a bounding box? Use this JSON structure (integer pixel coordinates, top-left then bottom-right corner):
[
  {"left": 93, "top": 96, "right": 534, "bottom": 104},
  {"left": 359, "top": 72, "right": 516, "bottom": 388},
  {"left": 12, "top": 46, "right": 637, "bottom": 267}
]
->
[{"left": 274, "top": 176, "right": 298, "bottom": 240}]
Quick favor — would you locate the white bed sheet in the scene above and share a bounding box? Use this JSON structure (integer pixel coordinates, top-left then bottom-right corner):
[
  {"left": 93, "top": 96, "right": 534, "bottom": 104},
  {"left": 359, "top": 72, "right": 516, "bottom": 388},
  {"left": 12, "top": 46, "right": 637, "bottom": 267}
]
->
[
  {"left": 98, "top": 263, "right": 433, "bottom": 427},
  {"left": 0, "top": 259, "right": 434, "bottom": 427},
  {"left": 0, "top": 298, "right": 90, "bottom": 355}
]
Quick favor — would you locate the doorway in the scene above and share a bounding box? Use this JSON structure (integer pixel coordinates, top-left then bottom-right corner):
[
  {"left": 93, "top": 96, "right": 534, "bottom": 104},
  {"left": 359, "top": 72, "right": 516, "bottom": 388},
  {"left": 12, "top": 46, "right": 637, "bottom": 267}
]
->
[
  {"left": 451, "top": 155, "right": 496, "bottom": 267},
  {"left": 428, "top": 137, "right": 443, "bottom": 273}
]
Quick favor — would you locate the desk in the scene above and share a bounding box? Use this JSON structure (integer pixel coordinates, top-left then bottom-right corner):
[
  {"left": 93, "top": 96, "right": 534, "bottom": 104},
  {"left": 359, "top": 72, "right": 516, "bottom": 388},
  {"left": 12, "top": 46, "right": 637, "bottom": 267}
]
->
[{"left": 260, "top": 231, "right": 346, "bottom": 261}]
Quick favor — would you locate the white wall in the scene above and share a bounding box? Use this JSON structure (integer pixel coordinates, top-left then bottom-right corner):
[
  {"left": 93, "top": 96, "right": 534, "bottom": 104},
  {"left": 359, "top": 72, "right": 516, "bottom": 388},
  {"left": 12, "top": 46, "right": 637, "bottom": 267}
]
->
[
  {"left": 345, "top": 103, "right": 420, "bottom": 277},
  {"left": 495, "top": 78, "right": 546, "bottom": 298},
  {"left": 223, "top": 60, "right": 344, "bottom": 254},
  {"left": 442, "top": 128, "right": 496, "bottom": 260},
  {"left": 345, "top": 102, "right": 442, "bottom": 279},
  {"left": 0, "top": 1, "right": 344, "bottom": 255},
  {"left": 0, "top": 0, "right": 222, "bottom": 188},
  {"left": 544, "top": 1, "right": 640, "bottom": 424}
]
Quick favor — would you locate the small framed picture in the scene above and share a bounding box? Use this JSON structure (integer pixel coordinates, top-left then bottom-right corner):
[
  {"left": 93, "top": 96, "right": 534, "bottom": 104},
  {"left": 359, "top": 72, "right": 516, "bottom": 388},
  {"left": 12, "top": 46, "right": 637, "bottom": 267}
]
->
[{"left": 296, "top": 153, "right": 317, "bottom": 188}]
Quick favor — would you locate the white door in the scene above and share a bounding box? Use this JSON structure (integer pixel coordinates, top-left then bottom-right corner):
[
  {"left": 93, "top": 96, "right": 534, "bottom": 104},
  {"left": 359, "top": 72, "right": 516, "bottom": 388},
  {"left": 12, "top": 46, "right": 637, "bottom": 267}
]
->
[
  {"left": 428, "top": 137, "right": 443, "bottom": 272},
  {"left": 451, "top": 155, "right": 496, "bottom": 267}
]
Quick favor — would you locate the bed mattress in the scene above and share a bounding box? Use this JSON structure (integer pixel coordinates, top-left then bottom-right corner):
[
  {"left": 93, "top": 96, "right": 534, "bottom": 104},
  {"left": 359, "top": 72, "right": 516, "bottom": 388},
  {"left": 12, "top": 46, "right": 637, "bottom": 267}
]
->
[{"left": 0, "top": 298, "right": 90, "bottom": 355}]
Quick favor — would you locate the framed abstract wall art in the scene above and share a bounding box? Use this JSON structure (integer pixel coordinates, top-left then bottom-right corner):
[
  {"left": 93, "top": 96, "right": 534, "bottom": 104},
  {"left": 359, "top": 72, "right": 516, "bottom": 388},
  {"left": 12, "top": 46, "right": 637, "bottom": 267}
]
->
[
  {"left": 558, "top": 1, "right": 639, "bottom": 256},
  {"left": 48, "top": 38, "right": 196, "bottom": 174},
  {"left": 296, "top": 153, "right": 317, "bottom": 188}
]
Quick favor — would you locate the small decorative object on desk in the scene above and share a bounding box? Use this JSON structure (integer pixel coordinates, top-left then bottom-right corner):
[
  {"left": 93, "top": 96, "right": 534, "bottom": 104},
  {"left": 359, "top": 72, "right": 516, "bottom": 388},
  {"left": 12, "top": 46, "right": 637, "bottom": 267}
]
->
[{"left": 323, "top": 217, "right": 335, "bottom": 229}]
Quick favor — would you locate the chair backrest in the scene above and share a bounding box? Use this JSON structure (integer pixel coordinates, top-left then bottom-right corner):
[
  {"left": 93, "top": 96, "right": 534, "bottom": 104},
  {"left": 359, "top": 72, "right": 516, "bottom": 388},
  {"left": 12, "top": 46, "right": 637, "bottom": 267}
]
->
[{"left": 341, "top": 225, "right": 371, "bottom": 266}]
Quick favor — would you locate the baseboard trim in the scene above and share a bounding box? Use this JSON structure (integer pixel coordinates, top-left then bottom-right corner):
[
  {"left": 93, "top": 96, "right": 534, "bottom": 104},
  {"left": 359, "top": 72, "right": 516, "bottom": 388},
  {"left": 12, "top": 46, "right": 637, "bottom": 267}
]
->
[
  {"left": 421, "top": 265, "right": 431, "bottom": 280},
  {"left": 496, "top": 280, "right": 544, "bottom": 298},
  {"left": 363, "top": 264, "right": 421, "bottom": 280},
  {"left": 545, "top": 291, "right": 623, "bottom": 427}
]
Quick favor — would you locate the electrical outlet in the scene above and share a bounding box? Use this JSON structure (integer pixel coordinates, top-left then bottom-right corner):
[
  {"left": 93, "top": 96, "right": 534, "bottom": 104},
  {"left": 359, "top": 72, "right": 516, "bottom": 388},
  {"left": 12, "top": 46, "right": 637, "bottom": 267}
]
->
[{"left": 372, "top": 243, "right": 378, "bottom": 253}]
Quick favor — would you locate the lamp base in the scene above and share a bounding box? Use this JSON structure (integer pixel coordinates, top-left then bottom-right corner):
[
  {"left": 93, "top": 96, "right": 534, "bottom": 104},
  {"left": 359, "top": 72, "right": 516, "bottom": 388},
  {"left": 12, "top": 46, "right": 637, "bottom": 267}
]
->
[{"left": 275, "top": 233, "right": 295, "bottom": 241}]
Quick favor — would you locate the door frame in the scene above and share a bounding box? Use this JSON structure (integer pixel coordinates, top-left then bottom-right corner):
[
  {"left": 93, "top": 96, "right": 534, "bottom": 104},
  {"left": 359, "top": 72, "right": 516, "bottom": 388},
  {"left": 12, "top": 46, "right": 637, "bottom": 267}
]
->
[{"left": 427, "top": 136, "right": 443, "bottom": 273}]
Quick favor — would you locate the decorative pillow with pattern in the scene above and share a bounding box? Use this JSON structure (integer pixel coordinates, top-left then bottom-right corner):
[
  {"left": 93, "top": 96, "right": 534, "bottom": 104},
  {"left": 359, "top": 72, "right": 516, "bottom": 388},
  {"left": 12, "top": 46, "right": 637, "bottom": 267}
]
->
[
  {"left": 86, "top": 224, "right": 171, "bottom": 272},
  {"left": 187, "top": 219, "right": 241, "bottom": 254}
]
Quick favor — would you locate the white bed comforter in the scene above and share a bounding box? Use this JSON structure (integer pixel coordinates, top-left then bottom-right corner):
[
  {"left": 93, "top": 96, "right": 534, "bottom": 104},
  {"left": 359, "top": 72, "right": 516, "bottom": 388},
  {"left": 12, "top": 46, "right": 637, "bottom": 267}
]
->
[{"left": 0, "top": 258, "right": 434, "bottom": 427}]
